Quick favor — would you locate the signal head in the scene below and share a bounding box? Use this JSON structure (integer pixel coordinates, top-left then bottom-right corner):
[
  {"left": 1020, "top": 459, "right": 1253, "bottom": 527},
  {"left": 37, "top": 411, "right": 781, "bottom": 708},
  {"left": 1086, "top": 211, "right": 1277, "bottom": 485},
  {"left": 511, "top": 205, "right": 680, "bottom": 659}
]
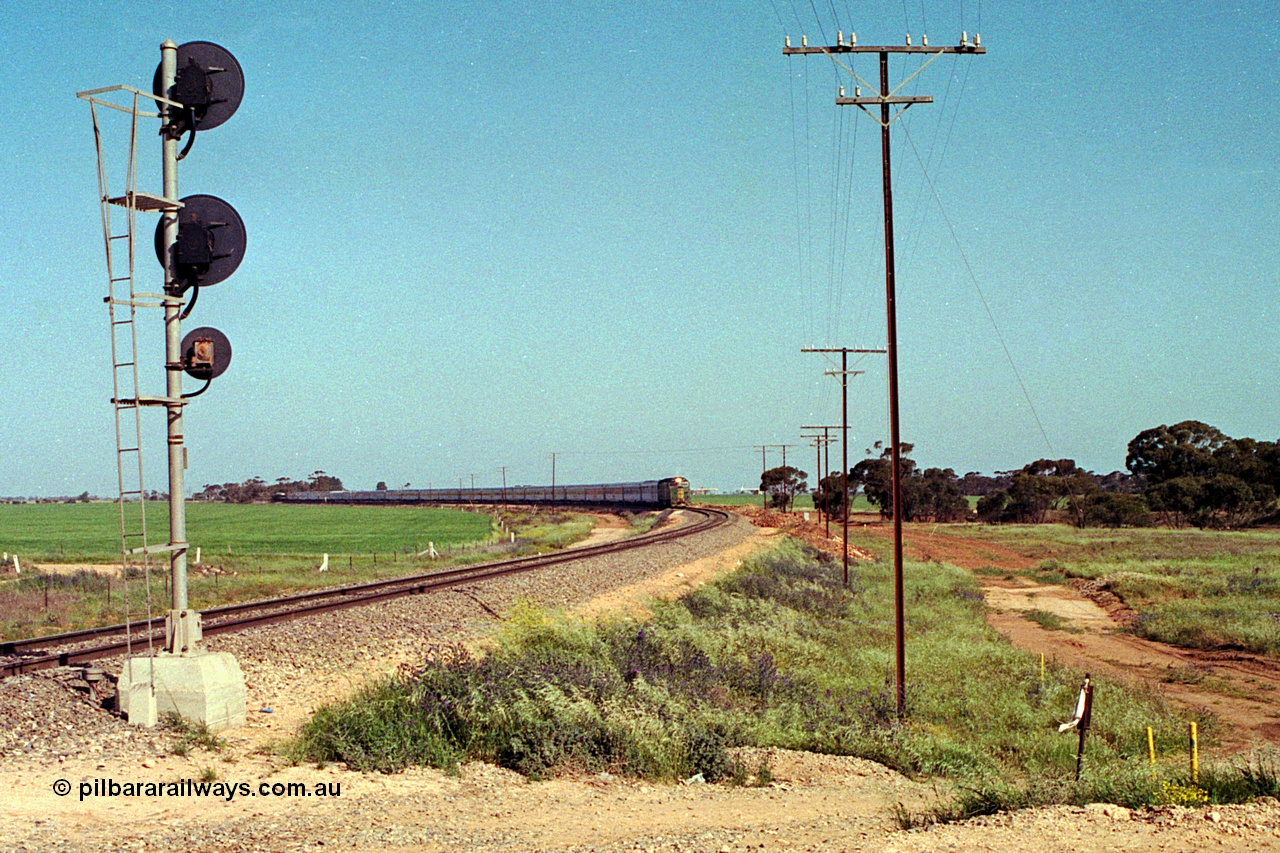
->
[
  {"left": 181, "top": 327, "right": 233, "bottom": 381},
  {"left": 153, "top": 41, "right": 245, "bottom": 133},
  {"left": 154, "top": 194, "right": 247, "bottom": 289}
]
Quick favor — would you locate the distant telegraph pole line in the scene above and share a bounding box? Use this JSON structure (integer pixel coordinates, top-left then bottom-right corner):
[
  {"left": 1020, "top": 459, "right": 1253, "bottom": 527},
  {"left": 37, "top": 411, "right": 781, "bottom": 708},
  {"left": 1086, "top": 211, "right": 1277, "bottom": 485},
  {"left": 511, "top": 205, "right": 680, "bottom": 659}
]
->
[
  {"left": 788, "top": 29, "right": 986, "bottom": 717},
  {"left": 800, "top": 425, "right": 840, "bottom": 535},
  {"left": 753, "top": 444, "right": 797, "bottom": 509},
  {"left": 802, "top": 348, "right": 881, "bottom": 587}
]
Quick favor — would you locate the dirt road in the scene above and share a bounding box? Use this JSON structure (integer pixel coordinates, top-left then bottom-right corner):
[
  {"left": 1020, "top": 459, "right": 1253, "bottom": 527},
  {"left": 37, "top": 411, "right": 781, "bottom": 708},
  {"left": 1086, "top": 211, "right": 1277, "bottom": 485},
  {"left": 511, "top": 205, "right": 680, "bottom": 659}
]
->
[{"left": 858, "top": 522, "right": 1280, "bottom": 750}]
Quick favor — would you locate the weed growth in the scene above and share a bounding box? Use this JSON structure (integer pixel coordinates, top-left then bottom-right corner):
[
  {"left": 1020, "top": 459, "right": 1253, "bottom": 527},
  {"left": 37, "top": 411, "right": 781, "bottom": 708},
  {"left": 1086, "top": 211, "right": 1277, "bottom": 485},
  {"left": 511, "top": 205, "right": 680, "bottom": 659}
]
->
[
  {"left": 162, "top": 712, "right": 227, "bottom": 755},
  {"left": 295, "top": 541, "right": 1216, "bottom": 810},
  {"left": 1024, "top": 609, "right": 1080, "bottom": 633}
]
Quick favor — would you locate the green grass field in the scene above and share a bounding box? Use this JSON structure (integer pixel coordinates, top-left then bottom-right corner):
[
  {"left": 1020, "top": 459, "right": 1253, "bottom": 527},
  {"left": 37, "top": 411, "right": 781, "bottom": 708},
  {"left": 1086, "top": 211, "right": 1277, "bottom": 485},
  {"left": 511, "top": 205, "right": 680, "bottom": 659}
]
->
[
  {"left": 924, "top": 524, "right": 1280, "bottom": 656},
  {"left": 0, "top": 501, "right": 491, "bottom": 562},
  {"left": 0, "top": 502, "right": 601, "bottom": 641}
]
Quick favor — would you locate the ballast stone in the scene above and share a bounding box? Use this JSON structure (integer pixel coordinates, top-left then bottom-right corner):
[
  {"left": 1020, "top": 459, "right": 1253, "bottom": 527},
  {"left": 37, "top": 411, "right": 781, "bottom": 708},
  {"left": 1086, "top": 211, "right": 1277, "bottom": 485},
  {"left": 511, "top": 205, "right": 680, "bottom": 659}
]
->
[{"left": 117, "top": 651, "right": 246, "bottom": 731}]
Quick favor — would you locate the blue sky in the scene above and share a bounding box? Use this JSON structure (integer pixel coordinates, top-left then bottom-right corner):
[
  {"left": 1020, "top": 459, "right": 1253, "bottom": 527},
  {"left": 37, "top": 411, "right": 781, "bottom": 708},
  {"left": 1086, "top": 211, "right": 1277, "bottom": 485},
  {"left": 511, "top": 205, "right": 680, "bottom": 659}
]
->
[{"left": 1, "top": 1, "right": 1276, "bottom": 497}]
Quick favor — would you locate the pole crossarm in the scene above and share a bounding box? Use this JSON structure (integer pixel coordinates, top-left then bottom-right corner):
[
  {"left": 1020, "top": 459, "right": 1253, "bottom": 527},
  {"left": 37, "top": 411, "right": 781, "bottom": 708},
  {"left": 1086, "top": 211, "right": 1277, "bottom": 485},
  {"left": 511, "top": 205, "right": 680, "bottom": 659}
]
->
[
  {"left": 783, "top": 43, "right": 985, "bottom": 57},
  {"left": 837, "top": 95, "right": 932, "bottom": 106},
  {"left": 837, "top": 94, "right": 931, "bottom": 128},
  {"left": 800, "top": 347, "right": 886, "bottom": 353}
]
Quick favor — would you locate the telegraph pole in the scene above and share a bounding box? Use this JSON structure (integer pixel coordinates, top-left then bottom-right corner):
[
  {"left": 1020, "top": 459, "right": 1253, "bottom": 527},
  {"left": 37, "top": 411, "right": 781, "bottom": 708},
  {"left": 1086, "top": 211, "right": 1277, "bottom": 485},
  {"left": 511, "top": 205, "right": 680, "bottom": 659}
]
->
[
  {"left": 801, "top": 425, "right": 840, "bottom": 534},
  {"left": 800, "top": 431, "right": 832, "bottom": 521},
  {"left": 788, "top": 29, "right": 986, "bottom": 716},
  {"left": 754, "top": 446, "right": 768, "bottom": 508},
  {"left": 754, "top": 444, "right": 797, "bottom": 509},
  {"left": 803, "top": 348, "right": 883, "bottom": 585},
  {"left": 498, "top": 466, "right": 508, "bottom": 506}
]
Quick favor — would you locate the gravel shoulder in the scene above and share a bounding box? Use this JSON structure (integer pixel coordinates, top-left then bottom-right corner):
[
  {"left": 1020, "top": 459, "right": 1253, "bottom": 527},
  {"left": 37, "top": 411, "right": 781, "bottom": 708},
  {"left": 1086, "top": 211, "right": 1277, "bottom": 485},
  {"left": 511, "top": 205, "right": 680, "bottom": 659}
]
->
[{"left": 3, "top": 510, "right": 1279, "bottom": 852}]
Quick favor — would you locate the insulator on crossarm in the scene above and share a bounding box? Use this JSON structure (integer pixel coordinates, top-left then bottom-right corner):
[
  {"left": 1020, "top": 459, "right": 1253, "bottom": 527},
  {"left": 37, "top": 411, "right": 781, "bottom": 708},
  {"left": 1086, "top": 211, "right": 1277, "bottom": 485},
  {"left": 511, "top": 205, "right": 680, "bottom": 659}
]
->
[
  {"left": 922, "top": 34, "right": 928, "bottom": 46},
  {"left": 802, "top": 35, "right": 808, "bottom": 47},
  {"left": 855, "top": 86, "right": 861, "bottom": 97},
  {"left": 838, "top": 30, "right": 844, "bottom": 46},
  {"left": 975, "top": 33, "right": 982, "bottom": 47},
  {"left": 839, "top": 85, "right": 845, "bottom": 97},
  {"left": 961, "top": 31, "right": 969, "bottom": 47},
  {"left": 785, "top": 35, "right": 791, "bottom": 48},
  {"left": 905, "top": 34, "right": 912, "bottom": 45},
  {"left": 850, "top": 31, "right": 856, "bottom": 45}
]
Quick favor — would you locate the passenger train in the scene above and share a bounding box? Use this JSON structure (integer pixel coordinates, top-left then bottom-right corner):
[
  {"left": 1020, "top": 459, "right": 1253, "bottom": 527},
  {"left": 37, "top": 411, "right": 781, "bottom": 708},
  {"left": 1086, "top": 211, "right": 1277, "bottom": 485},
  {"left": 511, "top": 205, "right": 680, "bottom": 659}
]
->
[{"left": 272, "top": 477, "right": 690, "bottom": 509}]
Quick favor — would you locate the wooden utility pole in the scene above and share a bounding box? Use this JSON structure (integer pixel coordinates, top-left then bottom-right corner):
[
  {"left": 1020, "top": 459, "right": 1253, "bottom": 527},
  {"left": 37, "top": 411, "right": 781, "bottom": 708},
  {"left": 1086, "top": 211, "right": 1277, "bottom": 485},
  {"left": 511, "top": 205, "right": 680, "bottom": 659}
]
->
[
  {"left": 754, "top": 446, "right": 769, "bottom": 508},
  {"left": 798, "top": 427, "right": 839, "bottom": 527},
  {"left": 754, "top": 444, "right": 797, "bottom": 509},
  {"left": 801, "top": 425, "right": 840, "bottom": 534},
  {"left": 803, "top": 348, "right": 882, "bottom": 585},
  {"left": 788, "top": 30, "right": 985, "bottom": 717}
]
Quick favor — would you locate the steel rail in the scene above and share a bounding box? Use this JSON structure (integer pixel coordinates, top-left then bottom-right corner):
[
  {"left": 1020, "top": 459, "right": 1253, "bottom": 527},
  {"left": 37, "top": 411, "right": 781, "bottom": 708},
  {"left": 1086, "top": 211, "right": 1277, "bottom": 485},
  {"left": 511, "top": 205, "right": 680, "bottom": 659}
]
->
[
  {"left": 2, "top": 507, "right": 729, "bottom": 677},
  {"left": 1, "top": 508, "right": 709, "bottom": 655}
]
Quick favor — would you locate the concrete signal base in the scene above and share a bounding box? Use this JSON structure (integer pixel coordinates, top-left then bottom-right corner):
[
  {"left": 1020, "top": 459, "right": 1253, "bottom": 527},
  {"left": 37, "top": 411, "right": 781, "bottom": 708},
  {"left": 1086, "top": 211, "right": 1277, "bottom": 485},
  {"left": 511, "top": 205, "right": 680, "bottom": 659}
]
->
[{"left": 117, "top": 651, "right": 247, "bottom": 732}]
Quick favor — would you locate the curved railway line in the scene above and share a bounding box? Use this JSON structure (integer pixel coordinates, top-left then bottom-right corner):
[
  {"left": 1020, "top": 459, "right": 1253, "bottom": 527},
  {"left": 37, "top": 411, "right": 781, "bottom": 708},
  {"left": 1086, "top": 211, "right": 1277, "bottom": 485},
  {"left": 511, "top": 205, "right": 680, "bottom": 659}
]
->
[{"left": 1, "top": 507, "right": 731, "bottom": 678}]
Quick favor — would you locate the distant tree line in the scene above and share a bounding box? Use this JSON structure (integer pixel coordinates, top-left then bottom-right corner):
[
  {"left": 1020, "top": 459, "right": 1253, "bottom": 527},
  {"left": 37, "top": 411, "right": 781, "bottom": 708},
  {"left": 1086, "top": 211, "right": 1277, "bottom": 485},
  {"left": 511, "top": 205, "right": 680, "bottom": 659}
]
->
[
  {"left": 783, "top": 420, "right": 1279, "bottom": 529},
  {"left": 195, "top": 470, "right": 344, "bottom": 503},
  {"left": 1126, "top": 420, "right": 1279, "bottom": 528}
]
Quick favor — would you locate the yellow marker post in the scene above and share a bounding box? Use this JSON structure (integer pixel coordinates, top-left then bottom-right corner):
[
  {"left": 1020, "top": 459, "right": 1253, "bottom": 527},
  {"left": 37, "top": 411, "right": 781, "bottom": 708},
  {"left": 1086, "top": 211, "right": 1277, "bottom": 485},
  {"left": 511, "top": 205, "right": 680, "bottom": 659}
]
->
[
  {"left": 1190, "top": 721, "right": 1199, "bottom": 784},
  {"left": 1147, "top": 726, "right": 1156, "bottom": 777},
  {"left": 1040, "top": 652, "right": 1045, "bottom": 684}
]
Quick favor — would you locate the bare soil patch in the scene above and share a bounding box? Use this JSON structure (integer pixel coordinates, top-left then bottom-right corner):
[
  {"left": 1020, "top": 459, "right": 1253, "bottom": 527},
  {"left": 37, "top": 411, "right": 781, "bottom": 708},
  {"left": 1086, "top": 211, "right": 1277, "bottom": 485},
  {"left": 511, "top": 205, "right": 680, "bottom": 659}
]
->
[
  {"left": 845, "top": 523, "right": 1280, "bottom": 752},
  {"left": 574, "top": 525, "right": 781, "bottom": 621},
  {"left": 706, "top": 505, "right": 874, "bottom": 563},
  {"left": 984, "top": 576, "right": 1280, "bottom": 750},
  {"left": 24, "top": 562, "right": 123, "bottom": 577}
]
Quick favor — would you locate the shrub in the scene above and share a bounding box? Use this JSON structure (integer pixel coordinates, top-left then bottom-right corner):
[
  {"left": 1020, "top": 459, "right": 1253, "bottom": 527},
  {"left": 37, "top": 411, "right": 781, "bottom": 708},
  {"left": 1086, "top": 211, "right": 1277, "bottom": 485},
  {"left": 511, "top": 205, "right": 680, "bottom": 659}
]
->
[{"left": 294, "top": 539, "right": 1261, "bottom": 819}]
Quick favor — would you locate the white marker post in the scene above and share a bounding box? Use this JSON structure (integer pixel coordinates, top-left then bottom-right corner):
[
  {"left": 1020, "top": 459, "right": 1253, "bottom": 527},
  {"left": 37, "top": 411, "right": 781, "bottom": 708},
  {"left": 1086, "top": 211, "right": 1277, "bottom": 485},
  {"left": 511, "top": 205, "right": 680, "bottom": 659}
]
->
[{"left": 318, "top": 553, "right": 329, "bottom": 572}]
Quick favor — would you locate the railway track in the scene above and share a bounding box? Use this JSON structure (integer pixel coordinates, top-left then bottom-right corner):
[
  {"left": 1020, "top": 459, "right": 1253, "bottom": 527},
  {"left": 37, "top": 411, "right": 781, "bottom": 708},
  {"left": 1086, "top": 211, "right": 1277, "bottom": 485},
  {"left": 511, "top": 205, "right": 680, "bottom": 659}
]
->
[{"left": 1, "top": 506, "right": 731, "bottom": 678}]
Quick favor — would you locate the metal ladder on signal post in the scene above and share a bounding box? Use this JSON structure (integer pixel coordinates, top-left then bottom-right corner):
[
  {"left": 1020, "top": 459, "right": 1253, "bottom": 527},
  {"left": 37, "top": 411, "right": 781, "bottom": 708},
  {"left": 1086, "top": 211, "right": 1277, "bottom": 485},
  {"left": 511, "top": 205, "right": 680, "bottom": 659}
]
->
[{"left": 83, "top": 86, "right": 184, "bottom": 644}]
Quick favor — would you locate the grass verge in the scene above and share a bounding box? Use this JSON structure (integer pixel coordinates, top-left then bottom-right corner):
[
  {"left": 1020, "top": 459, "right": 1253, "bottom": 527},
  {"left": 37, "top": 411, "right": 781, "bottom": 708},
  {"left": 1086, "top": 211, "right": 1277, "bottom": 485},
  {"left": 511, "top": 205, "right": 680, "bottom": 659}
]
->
[
  {"left": 292, "top": 540, "right": 1275, "bottom": 814},
  {"left": 907, "top": 524, "right": 1280, "bottom": 657}
]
